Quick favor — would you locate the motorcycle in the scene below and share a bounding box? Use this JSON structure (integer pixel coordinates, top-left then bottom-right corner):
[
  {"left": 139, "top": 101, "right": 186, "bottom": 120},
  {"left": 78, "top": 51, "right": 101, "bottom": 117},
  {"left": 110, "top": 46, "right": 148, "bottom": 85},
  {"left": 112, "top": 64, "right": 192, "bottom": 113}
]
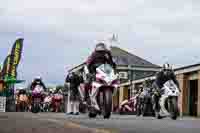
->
[
  {"left": 154, "top": 80, "right": 180, "bottom": 120},
  {"left": 31, "top": 85, "right": 44, "bottom": 113},
  {"left": 52, "top": 93, "right": 63, "bottom": 112},
  {"left": 80, "top": 64, "right": 119, "bottom": 119},
  {"left": 18, "top": 94, "right": 28, "bottom": 112},
  {"left": 42, "top": 95, "right": 52, "bottom": 112},
  {"left": 138, "top": 87, "right": 154, "bottom": 117},
  {"left": 119, "top": 96, "right": 137, "bottom": 115}
]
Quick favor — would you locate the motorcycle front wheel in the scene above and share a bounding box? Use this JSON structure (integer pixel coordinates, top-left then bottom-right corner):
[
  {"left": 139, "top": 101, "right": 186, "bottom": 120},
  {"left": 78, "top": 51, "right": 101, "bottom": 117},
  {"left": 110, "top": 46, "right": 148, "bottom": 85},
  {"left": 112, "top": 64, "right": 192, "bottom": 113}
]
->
[
  {"left": 88, "top": 112, "right": 97, "bottom": 118},
  {"left": 19, "top": 102, "right": 26, "bottom": 112},
  {"left": 169, "top": 97, "right": 178, "bottom": 120},
  {"left": 88, "top": 107, "right": 97, "bottom": 118},
  {"left": 102, "top": 89, "right": 113, "bottom": 119},
  {"left": 32, "top": 103, "right": 40, "bottom": 113}
]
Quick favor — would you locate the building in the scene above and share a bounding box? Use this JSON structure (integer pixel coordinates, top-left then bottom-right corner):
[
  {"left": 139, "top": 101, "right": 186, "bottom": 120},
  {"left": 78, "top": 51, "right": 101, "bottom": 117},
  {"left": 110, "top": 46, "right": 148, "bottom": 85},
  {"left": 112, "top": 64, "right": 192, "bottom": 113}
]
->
[
  {"left": 120, "top": 63, "right": 200, "bottom": 117},
  {"left": 68, "top": 46, "right": 161, "bottom": 110}
]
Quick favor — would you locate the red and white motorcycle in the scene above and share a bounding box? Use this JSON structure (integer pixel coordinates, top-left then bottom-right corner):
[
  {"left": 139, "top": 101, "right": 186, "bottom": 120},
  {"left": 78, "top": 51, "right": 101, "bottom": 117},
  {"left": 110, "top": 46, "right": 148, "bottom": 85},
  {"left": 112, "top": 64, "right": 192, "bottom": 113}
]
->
[
  {"left": 42, "top": 95, "right": 52, "bottom": 112},
  {"left": 80, "top": 64, "right": 119, "bottom": 119},
  {"left": 52, "top": 92, "right": 63, "bottom": 112},
  {"left": 31, "top": 85, "right": 44, "bottom": 113}
]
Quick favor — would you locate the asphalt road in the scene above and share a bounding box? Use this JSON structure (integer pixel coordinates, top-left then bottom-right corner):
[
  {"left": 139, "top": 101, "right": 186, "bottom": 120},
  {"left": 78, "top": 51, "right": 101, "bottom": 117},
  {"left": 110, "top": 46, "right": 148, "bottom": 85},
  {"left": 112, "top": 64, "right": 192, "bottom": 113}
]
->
[{"left": 0, "top": 112, "right": 200, "bottom": 133}]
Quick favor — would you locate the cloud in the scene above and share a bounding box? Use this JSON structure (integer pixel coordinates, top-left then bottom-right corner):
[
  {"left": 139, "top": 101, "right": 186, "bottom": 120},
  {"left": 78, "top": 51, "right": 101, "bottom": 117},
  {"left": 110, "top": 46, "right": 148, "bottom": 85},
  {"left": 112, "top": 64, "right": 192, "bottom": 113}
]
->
[{"left": 0, "top": 0, "right": 198, "bottom": 86}]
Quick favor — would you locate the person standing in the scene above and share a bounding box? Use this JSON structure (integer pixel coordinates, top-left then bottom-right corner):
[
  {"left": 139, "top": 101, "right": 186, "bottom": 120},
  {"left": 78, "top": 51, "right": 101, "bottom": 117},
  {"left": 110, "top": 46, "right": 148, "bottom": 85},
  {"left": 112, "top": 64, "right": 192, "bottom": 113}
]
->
[
  {"left": 65, "top": 72, "right": 83, "bottom": 115},
  {"left": 65, "top": 74, "right": 72, "bottom": 114}
]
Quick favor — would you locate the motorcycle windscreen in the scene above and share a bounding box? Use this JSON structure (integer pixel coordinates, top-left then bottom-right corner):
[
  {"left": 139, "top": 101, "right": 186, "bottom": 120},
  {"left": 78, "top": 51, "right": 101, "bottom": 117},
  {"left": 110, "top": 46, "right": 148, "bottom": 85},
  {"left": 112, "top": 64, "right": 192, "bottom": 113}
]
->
[
  {"left": 33, "top": 85, "right": 44, "bottom": 93},
  {"left": 97, "top": 64, "right": 116, "bottom": 82},
  {"left": 164, "top": 80, "right": 178, "bottom": 91},
  {"left": 97, "top": 64, "right": 113, "bottom": 75}
]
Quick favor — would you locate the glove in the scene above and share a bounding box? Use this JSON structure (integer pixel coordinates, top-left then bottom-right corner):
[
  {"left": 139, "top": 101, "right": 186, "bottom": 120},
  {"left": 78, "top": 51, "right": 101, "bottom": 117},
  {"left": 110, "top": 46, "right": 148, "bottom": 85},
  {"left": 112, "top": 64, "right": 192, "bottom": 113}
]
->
[
  {"left": 86, "top": 73, "right": 92, "bottom": 84},
  {"left": 153, "top": 88, "right": 160, "bottom": 96}
]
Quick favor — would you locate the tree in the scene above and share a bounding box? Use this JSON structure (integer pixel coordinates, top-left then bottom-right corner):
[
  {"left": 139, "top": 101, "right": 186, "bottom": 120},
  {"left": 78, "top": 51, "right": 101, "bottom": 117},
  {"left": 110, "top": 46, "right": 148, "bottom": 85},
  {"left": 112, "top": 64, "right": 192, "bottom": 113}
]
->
[{"left": 56, "top": 85, "right": 64, "bottom": 92}]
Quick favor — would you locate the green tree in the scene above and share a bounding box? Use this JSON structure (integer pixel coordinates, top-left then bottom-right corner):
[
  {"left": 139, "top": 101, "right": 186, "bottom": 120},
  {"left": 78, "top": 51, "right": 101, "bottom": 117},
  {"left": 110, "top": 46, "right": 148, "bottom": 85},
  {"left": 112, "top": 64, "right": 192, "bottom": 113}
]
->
[{"left": 56, "top": 85, "right": 64, "bottom": 92}]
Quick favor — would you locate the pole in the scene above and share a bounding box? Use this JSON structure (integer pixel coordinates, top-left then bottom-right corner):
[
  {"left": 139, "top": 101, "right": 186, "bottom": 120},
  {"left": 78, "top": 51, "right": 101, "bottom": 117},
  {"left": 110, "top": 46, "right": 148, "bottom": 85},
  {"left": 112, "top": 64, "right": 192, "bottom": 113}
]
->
[
  {"left": 67, "top": 83, "right": 71, "bottom": 113},
  {"left": 128, "top": 65, "right": 133, "bottom": 98}
]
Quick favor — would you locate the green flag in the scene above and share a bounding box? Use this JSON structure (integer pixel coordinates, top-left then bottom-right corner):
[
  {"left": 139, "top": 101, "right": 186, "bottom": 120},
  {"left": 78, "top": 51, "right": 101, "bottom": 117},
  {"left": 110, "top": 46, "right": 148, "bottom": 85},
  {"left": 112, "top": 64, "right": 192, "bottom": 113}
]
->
[
  {"left": 0, "top": 55, "right": 11, "bottom": 79},
  {"left": 8, "top": 38, "right": 24, "bottom": 78}
]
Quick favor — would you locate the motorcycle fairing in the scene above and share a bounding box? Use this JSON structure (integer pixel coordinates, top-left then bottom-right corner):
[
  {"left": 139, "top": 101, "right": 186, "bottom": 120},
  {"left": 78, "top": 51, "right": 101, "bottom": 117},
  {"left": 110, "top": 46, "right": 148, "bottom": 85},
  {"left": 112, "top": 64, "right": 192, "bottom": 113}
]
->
[{"left": 159, "top": 80, "right": 180, "bottom": 117}]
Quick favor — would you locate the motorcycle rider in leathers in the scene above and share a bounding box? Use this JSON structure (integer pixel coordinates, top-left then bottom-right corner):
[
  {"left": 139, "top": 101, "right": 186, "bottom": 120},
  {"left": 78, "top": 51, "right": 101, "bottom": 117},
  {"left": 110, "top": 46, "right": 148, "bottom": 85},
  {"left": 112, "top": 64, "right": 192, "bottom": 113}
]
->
[
  {"left": 30, "top": 76, "right": 46, "bottom": 91},
  {"left": 30, "top": 76, "right": 47, "bottom": 102},
  {"left": 152, "top": 63, "right": 180, "bottom": 112},
  {"left": 84, "top": 42, "right": 116, "bottom": 110}
]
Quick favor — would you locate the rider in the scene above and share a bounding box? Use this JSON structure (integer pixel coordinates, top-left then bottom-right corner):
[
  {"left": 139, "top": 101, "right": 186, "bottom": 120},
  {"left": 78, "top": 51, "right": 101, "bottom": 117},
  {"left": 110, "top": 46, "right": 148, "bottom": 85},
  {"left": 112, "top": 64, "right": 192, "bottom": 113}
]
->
[
  {"left": 152, "top": 63, "right": 179, "bottom": 111},
  {"left": 30, "top": 76, "right": 46, "bottom": 92},
  {"left": 84, "top": 42, "right": 116, "bottom": 110},
  {"left": 86, "top": 42, "right": 116, "bottom": 75},
  {"left": 143, "top": 79, "right": 152, "bottom": 92}
]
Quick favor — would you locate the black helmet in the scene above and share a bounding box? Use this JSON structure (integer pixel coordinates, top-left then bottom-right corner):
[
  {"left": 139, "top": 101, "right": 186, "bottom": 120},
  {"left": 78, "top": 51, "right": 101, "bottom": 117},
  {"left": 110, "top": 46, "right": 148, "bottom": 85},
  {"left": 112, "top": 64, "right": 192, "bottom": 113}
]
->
[{"left": 95, "top": 42, "right": 108, "bottom": 51}]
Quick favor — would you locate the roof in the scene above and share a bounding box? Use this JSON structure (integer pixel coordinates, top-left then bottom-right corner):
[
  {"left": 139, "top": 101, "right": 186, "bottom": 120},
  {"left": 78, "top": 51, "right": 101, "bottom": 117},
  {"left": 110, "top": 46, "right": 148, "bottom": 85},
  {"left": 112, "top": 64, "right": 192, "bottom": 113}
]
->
[
  {"left": 68, "top": 63, "right": 85, "bottom": 73},
  {"left": 120, "top": 63, "right": 200, "bottom": 87},
  {"left": 174, "top": 63, "right": 200, "bottom": 71},
  {"left": 110, "top": 46, "right": 160, "bottom": 68}
]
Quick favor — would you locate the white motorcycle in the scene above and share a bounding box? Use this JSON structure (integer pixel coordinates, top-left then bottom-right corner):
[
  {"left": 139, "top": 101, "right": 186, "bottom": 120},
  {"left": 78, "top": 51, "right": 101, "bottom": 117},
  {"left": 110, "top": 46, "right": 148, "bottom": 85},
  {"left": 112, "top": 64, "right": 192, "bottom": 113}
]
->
[
  {"left": 154, "top": 80, "right": 180, "bottom": 120},
  {"left": 42, "top": 96, "right": 52, "bottom": 112},
  {"left": 79, "top": 64, "right": 119, "bottom": 119}
]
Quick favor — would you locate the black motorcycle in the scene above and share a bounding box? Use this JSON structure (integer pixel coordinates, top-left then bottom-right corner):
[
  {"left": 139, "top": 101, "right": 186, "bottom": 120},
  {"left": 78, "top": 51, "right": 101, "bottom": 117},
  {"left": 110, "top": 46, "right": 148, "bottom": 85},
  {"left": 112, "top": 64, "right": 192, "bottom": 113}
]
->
[{"left": 137, "top": 88, "right": 154, "bottom": 117}]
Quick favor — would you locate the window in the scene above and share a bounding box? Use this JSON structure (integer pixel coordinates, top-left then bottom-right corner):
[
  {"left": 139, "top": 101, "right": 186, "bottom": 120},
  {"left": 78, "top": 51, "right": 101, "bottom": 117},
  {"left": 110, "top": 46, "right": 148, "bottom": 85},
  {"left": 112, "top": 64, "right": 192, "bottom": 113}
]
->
[{"left": 119, "top": 72, "right": 128, "bottom": 79}]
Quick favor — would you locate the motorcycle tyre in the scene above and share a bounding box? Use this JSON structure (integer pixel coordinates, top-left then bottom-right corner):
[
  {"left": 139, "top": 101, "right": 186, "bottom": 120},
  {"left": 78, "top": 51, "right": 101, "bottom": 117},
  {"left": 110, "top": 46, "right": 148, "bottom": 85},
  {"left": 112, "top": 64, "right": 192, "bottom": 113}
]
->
[
  {"left": 88, "top": 112, "right": 97, "bottom": 118},
  {"left": 170, "top": 97, "right": 178, "bottom": 120},
  {"left": 103, "top": 89, "right": 112, "bottom": 119},
  {"left": 32, "top": 104, "right": 40, "bottom": 113},
  {"left": 142, "top": 104, "right": 147, "bottom": 117},
  {"left": 20, "top": 102, "right": 26, "bottom": 112}
]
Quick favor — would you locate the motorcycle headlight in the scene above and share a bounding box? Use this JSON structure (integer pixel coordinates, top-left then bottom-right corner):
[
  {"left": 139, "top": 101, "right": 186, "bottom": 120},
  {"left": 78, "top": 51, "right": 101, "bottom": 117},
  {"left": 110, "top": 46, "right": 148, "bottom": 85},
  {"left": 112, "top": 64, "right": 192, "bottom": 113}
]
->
[
  {"left": 111, "top": 79, "right": 120, "bottom": 85},
  {"left": 96, "top": 78, "right": 107, "bottom": 84}
]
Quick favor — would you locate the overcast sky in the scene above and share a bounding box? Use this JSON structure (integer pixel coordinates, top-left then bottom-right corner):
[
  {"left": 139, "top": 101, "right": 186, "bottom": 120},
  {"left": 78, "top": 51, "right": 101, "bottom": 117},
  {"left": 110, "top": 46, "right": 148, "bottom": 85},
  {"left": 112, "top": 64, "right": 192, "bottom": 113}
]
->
[{"left": 0, "top": 0, "right": 197, "bottom": 87}]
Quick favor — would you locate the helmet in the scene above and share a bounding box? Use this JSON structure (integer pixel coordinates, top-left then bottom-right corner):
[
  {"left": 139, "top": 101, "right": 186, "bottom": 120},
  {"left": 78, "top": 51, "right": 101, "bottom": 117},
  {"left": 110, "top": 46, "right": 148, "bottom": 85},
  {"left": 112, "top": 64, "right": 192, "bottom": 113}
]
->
[
  {"left": 35, "top": 76, "right": 42, "bottom": 81},
  {"left": 162, "top": 63, "right": 171, "bottom": 71},
  {"left": 34, "top": 76, "right": 42, "bottom": 84},
  {"left": 95, "top": 42, "right": 108, "bottom": 51},
  {"left": 162, "top": 63, "right": 173, "bottom": 76},
  {"left": 143, "top": 79, "right": 151, "bottom": 88}
]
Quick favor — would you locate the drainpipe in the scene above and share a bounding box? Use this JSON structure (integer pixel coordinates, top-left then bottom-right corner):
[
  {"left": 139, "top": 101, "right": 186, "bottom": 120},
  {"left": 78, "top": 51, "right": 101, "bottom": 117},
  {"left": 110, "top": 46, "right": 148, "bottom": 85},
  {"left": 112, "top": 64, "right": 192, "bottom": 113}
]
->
[{"left": 128, "top": 65, "right": 133, "bottom": 98}]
